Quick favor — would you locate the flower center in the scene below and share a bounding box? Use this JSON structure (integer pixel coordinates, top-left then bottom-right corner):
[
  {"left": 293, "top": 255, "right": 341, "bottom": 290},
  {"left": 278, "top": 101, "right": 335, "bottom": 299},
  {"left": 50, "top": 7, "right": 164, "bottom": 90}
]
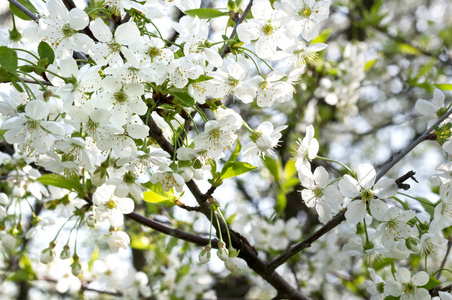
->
[
  {"left": 106, "top": 200, "right": 117, "bottom": 209},
  {"left": 299, "top": 6, "right": 313, "bottom": 18},
  {"left": 262, "top": 21, "right": 275, "bottom": 35},
  {"left": 361, "top": 188, "right": 373, "bottom": 202},
  {"left": 114, "top": 89, "right": 128, "bottom": 103},
  {"left": 62, "top": 23, "right": 77, "bottom": 37}
]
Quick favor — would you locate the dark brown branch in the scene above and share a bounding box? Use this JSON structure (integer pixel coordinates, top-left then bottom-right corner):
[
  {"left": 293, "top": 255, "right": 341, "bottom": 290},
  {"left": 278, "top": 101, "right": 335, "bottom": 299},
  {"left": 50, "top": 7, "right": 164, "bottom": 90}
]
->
[
  {"left": 126, "top": 211, "right": 217, "bottom": 247},
  {"left": 267, "top": 210, "right": 346, "bottom": 272},
  {"left": 20, "top": 78, "right": 53, "bottom": 86},
  {"left": 395, "top": 170, "right": 418, "bottom": 190}
]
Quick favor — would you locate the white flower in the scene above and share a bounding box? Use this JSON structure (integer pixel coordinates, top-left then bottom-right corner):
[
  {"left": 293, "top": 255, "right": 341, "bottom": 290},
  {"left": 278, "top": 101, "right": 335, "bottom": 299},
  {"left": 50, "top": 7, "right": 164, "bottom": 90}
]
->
[
  {"left": 93, "top": 184, "right": 134, "bottom": 228},
  {"left": 283, "top": 42, "right": 328, "bottom": 69},
  {"left": 36, "top": 0, "right": 93, "bottom": 58},
  {"left": 89, "top": 19, "right": 140, "bottom": 66},
  {"left": 208, "top": 62, "right": 256, "bottom": 103},
  {"left": 108, "top": 231, "right": 130, "bottom": 252},
  {"left": 294, "top": 124, "right": 319, "bottom": 174},
  {"left": 419, "top": 233, "right": 447, "bottom": 257},
  {"left": 194, "top": 113, "right": 242, "bottom": 159},
  {"left": 415, "top": 88, "right": 447, "bottom": 128},
  {"left": 375, "top": 207, "right": 416, "bottom": 247},
  {"left": 237, "top": 0, "right": 287, "bottom": 59},
  {"left": 243, "top": 121, "right": 288, "bottom": 159},
  {"left": 2, "top": 100, "right": 67, "bottom": 154},
  {"left": 339, "top": 163, "right": 397, "bottom": 223},
  {"left": 300, "top": 166, "right": 342, "bottom": 223},
  {"left": 282, "top": 0, "right": 331, "bottom": 41},
  {"left": 150, "top": 169, "right": 185, "bottom": 193},
  {"left": 384, "top": 267, "right": 430, "bottom": 300},
  {"left": 364, "top": 268, "right": 385, "bottom": 300},
  {"left": 92, "top": 76, "right": 146, "bottom": 126},
  {"left": 250, "top": 71, "right": 295, "bottom": 107},
  {"left": 269, "top": 218, "right": 301, "bottom": 250}
]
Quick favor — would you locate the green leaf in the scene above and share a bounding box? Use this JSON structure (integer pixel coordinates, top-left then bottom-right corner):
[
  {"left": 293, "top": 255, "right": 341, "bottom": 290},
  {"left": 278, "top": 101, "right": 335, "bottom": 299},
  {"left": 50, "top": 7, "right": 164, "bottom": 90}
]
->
[
  {"left": 418, "top": 197, "right": 435, "bottom": 218},
  {"left": 434, "top": 83, "right": 452, "bottom": 91},
  {"left": 420, "top": 276, "right": 441, "bottom": 290},
  {"left": 365, "top": 59, "right": 377, "bottom": 71},
  {"left": 7, "top": 270, "right": 36, "bottom": 282},
  {"left": 143, "top": 182, "right": 175, "bottom": 206},
  {"left": 281, "top": 177, "right": 300, "bottom": 191},
  {"left": 173, "top": 91, "right": 195, "bottom": 107},
  {"left": 0, "top": 46, "right": 18, "bottom": 74},
  {"left": 263, "top": 157, "right": 281, "bottom": 182},
  {"left": 221, "top": 161, "right": 256, "bottom": 179},
  {"left": 38, "top": 41, "right": 55, "bottom": 64},
  {"left": 9, "top": 0, "right": 37, "bottom": 21},
  {"left": 130, "top": 234, "right": 151, "bottom": 250},
  {"left": 384, "top": 296, "right": 399, "bottom": 300},
  {"left": 185, "top": 8, "right": 227, "bottom": 19},
  {"left": 284, "top": 160, "right": 297, "bottom": 181},
  {"left": 397, "top": 43, "right": 423, "bottom": 55},
  {"left": 188, "top": 74, "right": 213, "bottom": 85},
  {"left": 227, "top": 140, "right": 241, "bottom": 163},
  {"left": 310, "top": 28, "right": 332, "bottom": 44},
  {"left": 88, "top": 247, "right": 99, "bottom": 270},
  {"left": 36, "top": 174, "right": 82, "bottom": 193},
  {"left": 371, "top": 257, "right": 395, "bottom": 271}
]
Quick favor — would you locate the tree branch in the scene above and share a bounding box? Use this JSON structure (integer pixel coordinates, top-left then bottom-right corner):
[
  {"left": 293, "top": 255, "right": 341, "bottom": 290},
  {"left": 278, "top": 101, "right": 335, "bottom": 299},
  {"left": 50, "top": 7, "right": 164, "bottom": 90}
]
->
[
  {"left": 146, "top": 115, "right": 310, "bottom": 299},
  {"left": 126, "top": 211, "right": 217, "bottom": 247},
  {"left": 218, "top": 0, "right": 254, "bottom": 59},
  {"left": 8, "top": 0, "right": 38, "bottom": 21}
]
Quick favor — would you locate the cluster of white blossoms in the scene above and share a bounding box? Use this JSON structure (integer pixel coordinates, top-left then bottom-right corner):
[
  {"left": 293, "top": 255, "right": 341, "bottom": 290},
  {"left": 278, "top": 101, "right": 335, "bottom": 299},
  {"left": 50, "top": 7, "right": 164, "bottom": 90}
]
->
[
  {"left": 2, "top": 0, "right": 452, "bottom": 298},
  {"left": 0, "top": 0, "right": 333, "bottom": 253}
]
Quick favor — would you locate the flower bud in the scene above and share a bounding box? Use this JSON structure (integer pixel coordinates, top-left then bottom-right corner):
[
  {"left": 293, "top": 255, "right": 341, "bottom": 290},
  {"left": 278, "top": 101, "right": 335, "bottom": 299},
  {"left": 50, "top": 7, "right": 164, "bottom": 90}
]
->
[
  {"left": 405, "top": 236, "right": 420, "bottom": 252},
  {"left": 40, "top": 249, "right": 55, "bottom": 264},
  {"left": 199, "top": 245, "right": 211, "bottom": 264},
  {"left": 217, "top": 241, "right": 229, "bottom": 261},
  {"left": 71, "top": 260, "right": 82, "bottom": 276},
  {"left": 225, "top": 258, "right": 239, "bottom": 272},
  {"left": 60, "top": 245, "right": 71, "bottom": 260}
]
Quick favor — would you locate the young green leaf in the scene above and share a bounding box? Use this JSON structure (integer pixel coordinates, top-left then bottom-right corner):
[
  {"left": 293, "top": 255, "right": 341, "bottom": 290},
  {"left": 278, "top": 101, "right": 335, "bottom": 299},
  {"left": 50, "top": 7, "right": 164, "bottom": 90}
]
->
[
  {"left": 221, "top": 161, "right": 256, "bottom": 179},
  {"left": 143, "top": 182, "right": 176, "bottom": 206},
  {"left": 434, "top": 83, "right": 452, "bottom": 91},
  {"left": 0, "top": 47, "right": 18, "bottom": 74},
  {"left": 36, "top": 174, "right": 82, "bottom": 193},
  {"left": 38, "top": 41, "right": 55, "bottom": 64},
  {"left": 185, "top": 8, "right": 227, "bottom": 19}
]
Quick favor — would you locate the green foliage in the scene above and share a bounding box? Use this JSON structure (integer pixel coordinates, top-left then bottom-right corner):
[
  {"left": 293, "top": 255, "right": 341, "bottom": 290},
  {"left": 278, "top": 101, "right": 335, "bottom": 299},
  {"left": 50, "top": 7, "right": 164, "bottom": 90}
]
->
[
  {"left": 420, "top": 275, "right": 441, "bottom": 290},
  {"left": 434, "top": 83, "right": 452, "bottom": 91},
  {"left": 143, "top": 182, "right": 176, "bottom": 207},
  {"left": 38, "top": 41, "right": 55, "bottom": 65},
  {"left": 184, "top": 8, "right": 227, "bottom": 19},
  {"left": 310, "top": 28, "right": 332, "bottom": 44},
  {"left": 37, "top": 174, "right": 83, "bottom": 193},
  {"left": 0, "top": 47, "right": 18, "bottom": 74},
  {"left": 221, "top": 140, "right": 256, "bottom": 179},
  {"left": 221, "top": 161, "right": 256, "bottom": 179}
]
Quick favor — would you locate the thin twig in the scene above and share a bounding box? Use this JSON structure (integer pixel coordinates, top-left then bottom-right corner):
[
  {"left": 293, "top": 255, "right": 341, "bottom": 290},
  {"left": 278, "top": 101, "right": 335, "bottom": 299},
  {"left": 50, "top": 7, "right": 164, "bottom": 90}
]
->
[
  {"left": 20, "top": 78, "right": 53, "bottom": 86},
  {"left": 126, "top": 212, "right": 217, "bottom": 247},
  {"left": 219, "top": 0, "right": 254, "bottom": 59},
  {"left": 436, "top": 238, "right": 452, "bottom": 279},
  {"left": 8, "top": 0, "right": 38, "bottom": 21}
]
